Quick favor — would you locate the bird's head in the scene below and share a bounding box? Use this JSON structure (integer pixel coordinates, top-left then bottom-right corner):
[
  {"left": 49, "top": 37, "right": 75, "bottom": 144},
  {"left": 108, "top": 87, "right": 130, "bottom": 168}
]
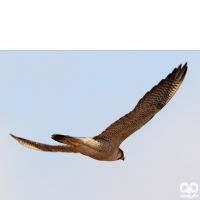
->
[{"left": 117, "top": 148, "right": 125, "bottom": 161}]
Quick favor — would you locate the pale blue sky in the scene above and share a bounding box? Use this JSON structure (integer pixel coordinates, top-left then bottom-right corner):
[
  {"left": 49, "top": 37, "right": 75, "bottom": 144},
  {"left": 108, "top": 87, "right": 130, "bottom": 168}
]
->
[{"left": 1, "top": 51, "right": 200, "bottom": 200}]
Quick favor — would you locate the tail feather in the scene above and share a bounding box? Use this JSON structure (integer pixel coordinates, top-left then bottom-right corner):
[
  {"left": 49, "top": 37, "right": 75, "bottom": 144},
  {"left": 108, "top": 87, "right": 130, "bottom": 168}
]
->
[{"left": 51, "top": 134, "right": 85, "bottom": 148}]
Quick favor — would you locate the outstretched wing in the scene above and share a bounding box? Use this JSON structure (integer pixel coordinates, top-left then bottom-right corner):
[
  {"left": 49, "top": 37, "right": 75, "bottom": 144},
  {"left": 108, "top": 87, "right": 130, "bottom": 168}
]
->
[
  {"left": 10, "top": 134, "right": 78, "bottom": 153},
  {"left": 94, "top": 63, "right": 188, "bottom": 146}
]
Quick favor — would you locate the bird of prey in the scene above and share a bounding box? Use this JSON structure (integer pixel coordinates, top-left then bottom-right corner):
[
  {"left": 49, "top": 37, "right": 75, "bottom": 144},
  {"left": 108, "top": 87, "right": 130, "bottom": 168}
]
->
[{"left": 11, "top": 63, "right": 188, "bottom": 161}]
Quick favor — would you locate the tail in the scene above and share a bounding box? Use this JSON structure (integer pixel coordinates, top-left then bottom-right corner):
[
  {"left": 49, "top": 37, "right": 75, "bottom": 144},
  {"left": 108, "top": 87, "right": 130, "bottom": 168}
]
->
[{"left": 51, "top": 134, "right": 85, "bottom": 148}]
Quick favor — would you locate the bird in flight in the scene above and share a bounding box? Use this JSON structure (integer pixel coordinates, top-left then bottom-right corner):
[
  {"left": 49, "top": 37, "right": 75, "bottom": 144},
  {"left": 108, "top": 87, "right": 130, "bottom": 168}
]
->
[{"left": 11, "top": 63, "right": 188, "bottom": 161}]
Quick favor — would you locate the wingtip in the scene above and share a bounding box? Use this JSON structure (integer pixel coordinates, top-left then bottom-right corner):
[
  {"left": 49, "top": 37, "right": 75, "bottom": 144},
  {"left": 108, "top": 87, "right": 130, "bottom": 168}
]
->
[
  {"left": 178, "top": 62, "right": 188, "bottom": 70},
  {"left": 182, "top": 62, "right": 188, "bottom": 69},
  {"left": 182, "top": 64, "right": 188, "bottom": 77},
  {"left": 10, "top": 133, "right": 18, "bottom": 140},
  {"left": 178, "top": 64, "right": 182, "bottom": 69},
  {"left": 182, "top": 62, "right": 188, "bottom": 72}
]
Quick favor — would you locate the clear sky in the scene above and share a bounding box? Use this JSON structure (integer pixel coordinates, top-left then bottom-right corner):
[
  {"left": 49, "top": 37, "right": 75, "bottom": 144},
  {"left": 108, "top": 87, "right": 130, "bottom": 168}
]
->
[{"left": 1, "top": 51, "right": 199, "bottom": 200}]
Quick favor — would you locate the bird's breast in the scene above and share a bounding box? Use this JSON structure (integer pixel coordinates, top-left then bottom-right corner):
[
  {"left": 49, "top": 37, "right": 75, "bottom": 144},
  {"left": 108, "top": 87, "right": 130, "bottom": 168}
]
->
[{"left": 76, "top": 145, "right": 118, "bottom": 161}]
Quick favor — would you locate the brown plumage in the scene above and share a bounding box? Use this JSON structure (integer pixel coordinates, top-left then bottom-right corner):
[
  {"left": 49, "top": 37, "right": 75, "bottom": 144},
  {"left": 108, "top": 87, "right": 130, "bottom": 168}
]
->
[
  {"left": 10, "top": 134, "right": 78, "bottom": 153},
  {"left": 94, "top": 63, "right": 187, "bottom": 147},
  {"left": 10, "top": 63, "right": 187, "bottom": 161}
]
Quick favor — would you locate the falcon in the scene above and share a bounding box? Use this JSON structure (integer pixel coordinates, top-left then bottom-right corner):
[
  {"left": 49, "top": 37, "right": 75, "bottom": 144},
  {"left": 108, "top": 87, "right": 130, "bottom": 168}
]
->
[{"left": 11, "top": 63, "right": 188, "bottom": 161}]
